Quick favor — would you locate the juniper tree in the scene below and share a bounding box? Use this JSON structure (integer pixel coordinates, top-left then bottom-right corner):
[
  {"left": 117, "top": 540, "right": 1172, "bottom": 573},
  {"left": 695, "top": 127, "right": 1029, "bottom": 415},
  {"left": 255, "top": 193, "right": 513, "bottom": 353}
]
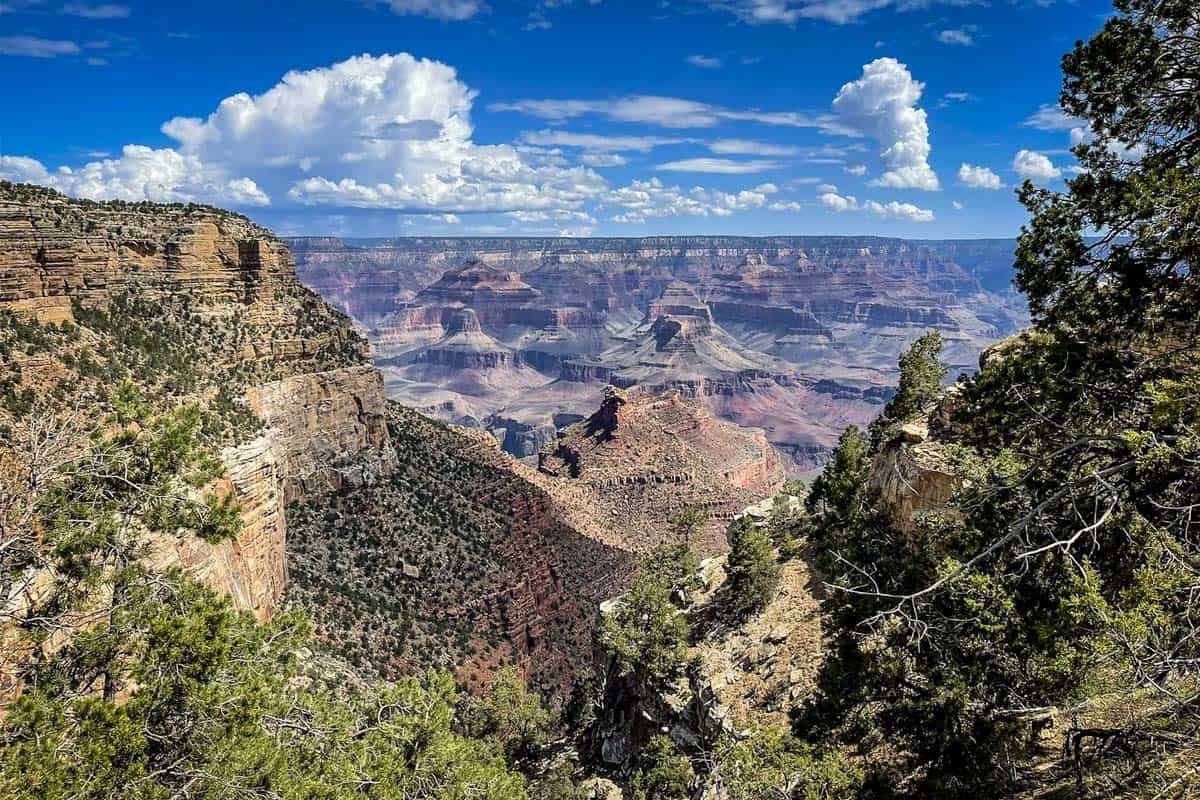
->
[
  {"left": 799, "top": 3, "right": 1200, "bottom": 794},
  {"left": 629, "top": 736, "right": 693, "bottom": 800},
  {"left": 725, "top": 517, "right": 780, "bottom": 619}
]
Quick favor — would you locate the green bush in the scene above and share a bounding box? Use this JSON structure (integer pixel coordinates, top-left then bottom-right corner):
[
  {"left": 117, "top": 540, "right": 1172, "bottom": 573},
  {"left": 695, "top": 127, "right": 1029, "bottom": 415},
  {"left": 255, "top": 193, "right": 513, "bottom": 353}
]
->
[
  {"left": 458, "top": 667, "right": 554, "bottom": 768},
  {"left": 714, "top": 727, "right": 862, "bottom": 800},
  {"left": 725, "top": 518, "right": 780, "bottom": 619},
  {"left": 630, "top": 736, "right": 693, "bottom": 800},
  {"left": 599, "top": 570, "right": 689, "bottom": 686}
]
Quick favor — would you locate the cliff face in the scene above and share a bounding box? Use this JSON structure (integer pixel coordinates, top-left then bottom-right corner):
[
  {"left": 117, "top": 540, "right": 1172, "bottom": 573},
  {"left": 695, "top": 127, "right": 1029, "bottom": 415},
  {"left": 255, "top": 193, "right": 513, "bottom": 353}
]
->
[
  {"left": 248, "top": 366, "right": 396, "bottom": 503},
  {"left": 288, "top": 235, "right": 1017, "bottom": 331},
  {"left": 147, "top": 436, "right": 288, "bottom": 618},
  {"left": 2, "top": 195, "right": 293, "bottom": 326},
  {"left": 537, "top": 387, "right": 785, "bottom": 553},
  {"left": 288, "top": 235, "right": 1028, "bottom": 475},
  {"left": 0, "top": 184, "right": 394, "bottom": 621}
]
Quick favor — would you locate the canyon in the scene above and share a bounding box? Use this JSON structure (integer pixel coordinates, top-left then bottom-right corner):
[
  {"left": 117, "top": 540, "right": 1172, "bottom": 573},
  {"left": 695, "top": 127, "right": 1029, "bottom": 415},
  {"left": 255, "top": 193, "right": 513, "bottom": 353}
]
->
[
  {"left": 0, "top": 183, "right": 786, "bottom": 698},
  {"left": 289, "top": 235, "right": 1026, "bottom": 474}
]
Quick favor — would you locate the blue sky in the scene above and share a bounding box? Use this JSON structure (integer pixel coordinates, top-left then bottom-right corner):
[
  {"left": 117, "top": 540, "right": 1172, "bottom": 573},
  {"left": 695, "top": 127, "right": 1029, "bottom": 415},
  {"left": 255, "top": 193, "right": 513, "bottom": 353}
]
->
[{"left": 0, "top": 0, "right": 1109, "bottom": 238}]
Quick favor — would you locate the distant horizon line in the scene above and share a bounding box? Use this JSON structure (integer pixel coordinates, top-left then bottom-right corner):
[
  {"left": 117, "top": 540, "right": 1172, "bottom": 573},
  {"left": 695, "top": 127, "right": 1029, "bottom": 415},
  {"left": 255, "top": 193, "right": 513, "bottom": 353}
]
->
[{"left": 281, "top": 233, "right": 1018, "bottom": 243}]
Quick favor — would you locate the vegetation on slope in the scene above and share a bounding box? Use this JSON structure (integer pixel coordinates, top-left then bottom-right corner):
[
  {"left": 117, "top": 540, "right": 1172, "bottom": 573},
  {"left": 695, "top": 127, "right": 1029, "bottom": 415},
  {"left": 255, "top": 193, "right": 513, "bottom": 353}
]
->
[
  {"left": 285, "top": 403, "right": 627, "bottom": 696},
  {"left": 592, "top": 531, "right": 863, "bottom": 799},
  {"left": 1, "top": 282, "right": 365, "bottom": 450},
  {"left": 285, "top": 406, "right": 520, "bottom": 678},
  {"left": 0, "top": 393, "right": 531, "bottom": 800},
  {"left": 791, "top": 2, "right": 1200, "bottom": 796}
]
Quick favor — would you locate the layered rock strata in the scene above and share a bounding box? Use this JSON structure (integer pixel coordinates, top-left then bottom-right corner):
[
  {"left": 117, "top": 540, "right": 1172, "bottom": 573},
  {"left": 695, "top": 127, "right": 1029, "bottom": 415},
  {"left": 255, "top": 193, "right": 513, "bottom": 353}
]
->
[
  {"left": 538, "top": 387, "right": 785, "bottom": 553},
  {"left": 0, "top": 184, "right": 394, "bottom": 621},
  {"left": 289, "top": 236, "right": 1027, "bottom": 473}
]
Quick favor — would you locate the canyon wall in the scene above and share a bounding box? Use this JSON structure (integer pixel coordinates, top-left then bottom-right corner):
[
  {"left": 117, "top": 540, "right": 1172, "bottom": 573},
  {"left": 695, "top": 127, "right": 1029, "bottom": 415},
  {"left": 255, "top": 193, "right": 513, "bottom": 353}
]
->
[
  {"left": 0, "top": 184, "right": 395, "bottom": 621},
  {"left": 288, "top": 235, "right": 1026, "bottom": 475},
  {"left": 3, "top": 185, "right": 788, "bottom": 700},
  {"left": 289, "top": 236, "right": 1016, "bottom": 325}
]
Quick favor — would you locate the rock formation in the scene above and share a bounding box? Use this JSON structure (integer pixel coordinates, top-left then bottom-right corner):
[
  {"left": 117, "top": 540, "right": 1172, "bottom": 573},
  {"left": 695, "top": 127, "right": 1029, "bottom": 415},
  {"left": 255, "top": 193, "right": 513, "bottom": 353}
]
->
[
  {"left": 0, "top": 184, "right": 392, "bottom": 623},
  {"left": 587, "top": 494, "right": 826, "bottom": 776},
  {"left": 288, "top": 236, "right": 1028, "bottom": 474},
  {"left": 1, "top": 185, "right": 792, "bottom": 702},
  {"left": 537, "top": 387, "right": 785, "bottom": 553},
  {"left": 867, "top": 415, "right": 963, "bottom": 537},
  {"left": 563, "top": 283, "right": 797, "bottom": 396}
]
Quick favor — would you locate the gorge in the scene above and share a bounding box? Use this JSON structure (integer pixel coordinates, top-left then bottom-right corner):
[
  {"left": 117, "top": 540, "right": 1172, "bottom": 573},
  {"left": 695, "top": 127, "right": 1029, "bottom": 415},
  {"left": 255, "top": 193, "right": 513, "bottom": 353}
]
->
[{"left": 289, "top": 235, "right": 1026, "bottom": 473}]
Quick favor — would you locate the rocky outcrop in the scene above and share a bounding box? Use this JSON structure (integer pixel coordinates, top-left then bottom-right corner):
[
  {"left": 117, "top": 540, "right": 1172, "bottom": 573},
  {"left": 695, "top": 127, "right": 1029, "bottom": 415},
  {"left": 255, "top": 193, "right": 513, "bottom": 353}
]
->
[
  {"left": 0, "top": 184, "right": 395, "bottom": 621},
  {"left": 484, "top": 414, "right": 560, "bottom": 458},
  {"left": 686, "top": 552, "right": 824, "bottom": 733},
  {"left": 868, "top": 398, "right": 965, "bottom": 536},
  {"left": 588, "top": 494, "right": 825, "bottom": 778},
  {"left": 537, "top": 388, "right": 785, "bottom": 553},
  {"left": 646, "top": 281, "right": 713, "bottom": 323},
  {"left": 248, "top": 365, "right": 396, "bottom": 503},
  {"left": 868, "top": 417, "right": 960, "bottom": 534}
]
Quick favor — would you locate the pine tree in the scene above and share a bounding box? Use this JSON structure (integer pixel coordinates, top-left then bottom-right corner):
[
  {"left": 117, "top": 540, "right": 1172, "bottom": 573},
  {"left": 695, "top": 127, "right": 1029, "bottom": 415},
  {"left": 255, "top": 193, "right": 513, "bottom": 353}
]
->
[
  {"left": 725, "top": 517, "right": 780, "bottom": 619},
  {"left": 867, "top": 330, "right": 946, "bottom": 448},
  {"left": 799, "top": 2, "right": 1200, "bottom": 794}
]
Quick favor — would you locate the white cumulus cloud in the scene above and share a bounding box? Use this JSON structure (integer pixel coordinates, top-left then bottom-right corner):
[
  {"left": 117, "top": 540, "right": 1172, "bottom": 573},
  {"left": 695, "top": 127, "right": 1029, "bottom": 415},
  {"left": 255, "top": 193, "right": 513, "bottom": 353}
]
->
[
  {"left": 818, "top": 191, "right": 934, "bottom": 222},
  {"left": 957, "top": 163, "right": 1003, "bottom": 190},
  {"left": 604, "top": 178, "right": 777, "bottom": 223},
  {"left": 1068, "top": 124, "right": 1145, "bottom": 162},
  {"left": 2, "top": 147, "right": 270, "bottom": 206},
  {"left": 833, "top": 57, "right": 939, "bottom": 191},
  {"left": 1, "top": 52, "right": 608, "bottom": 216},
  {"left": 1024, "top": 103, "right": 1144, "bottom": 163},
  {"left": 1012, "top": 149, "right": 1061, "bottom": 183}
]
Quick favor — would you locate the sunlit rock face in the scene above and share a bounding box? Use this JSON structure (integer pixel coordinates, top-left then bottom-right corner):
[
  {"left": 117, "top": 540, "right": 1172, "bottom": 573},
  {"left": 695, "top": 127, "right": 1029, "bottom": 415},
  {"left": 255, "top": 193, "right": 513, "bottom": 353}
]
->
[
  {"left": 537, "top": 387, "right": 785, "bottom": 554},
  {"left": 0, "top": 188, "right": 395, "bottom": 622},
  {"left": 290, "top": 235, "right": 1027, "bottom": 474}
]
